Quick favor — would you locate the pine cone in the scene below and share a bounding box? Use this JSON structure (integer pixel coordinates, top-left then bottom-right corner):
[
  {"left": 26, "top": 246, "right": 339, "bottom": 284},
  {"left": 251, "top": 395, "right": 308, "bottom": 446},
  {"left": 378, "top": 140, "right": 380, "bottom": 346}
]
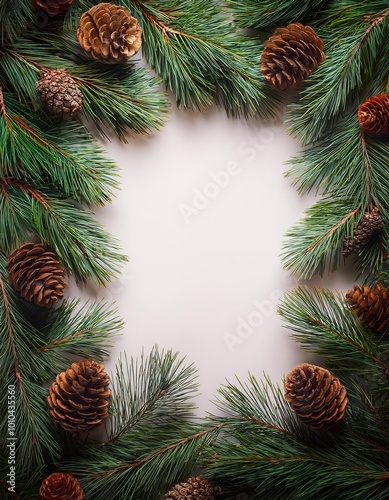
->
[
  {"left": 7, "top": 242, "right": 66, "bottom": 308},
  {"left": 260, "top": 23, "right": 325, "bottom": 90},
  {"left": 32, "top": 0, "right": 73, "bottom": 15},
  {"left": 165, "top": 476, "right": 222, "bottom": 500},
  {"left": 343, "top": 206, "right": 384, "bottom": 257},
  {"left": 37, "top": 69, "right": 83, "bottom": 116},
  {"left": 345, "top": 283, "right": 389, "bottom": 333},
  {"left": 284, "top": 363, "right": 348, "bottom": 430},
  {"left": 39, "top": 472, "right": 84, "bottom": 500},
  {"left": 358, "top": 93, "right": 389, "bottom": 136},
  {"left": 77, "top": 3, "right": 142, "bottom": 64},
  {"left": 47, "top": 359, "right": 111, "bottom": 433}
]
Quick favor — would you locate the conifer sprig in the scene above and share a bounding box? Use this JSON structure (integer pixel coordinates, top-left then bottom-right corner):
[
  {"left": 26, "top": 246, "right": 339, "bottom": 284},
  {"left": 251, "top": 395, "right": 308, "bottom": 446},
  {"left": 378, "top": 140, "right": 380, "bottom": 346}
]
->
[
  {"left": 122, "top": 0, "right": 282, "bottom": 117},
  {"left": 0, "top": 179, "right": 127, "bottom": 284}
]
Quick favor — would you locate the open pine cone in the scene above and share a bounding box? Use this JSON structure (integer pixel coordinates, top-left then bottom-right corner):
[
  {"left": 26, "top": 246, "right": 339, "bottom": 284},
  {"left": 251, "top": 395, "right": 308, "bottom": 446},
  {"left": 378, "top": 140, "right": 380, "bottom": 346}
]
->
[
  {"left": 47, "top": 359, "right": 111, "bottom": 433},
  {"left": 358, "top": 93, "right": 389, "bottom": 136},
  {"left": 345, "top": 283, "right": 389, "bottom": 333},
  {"left": 165, "top": 476, "right": 222, "bottom": 500},
  {"left": 77, "top": 3, "right": 142, "bottom": 64},
  {"left": 260, "top": 23, "right": 325, "bottom": 90},
  {"left": 284, "top": 363, "right": 348, "bottom": 430},
  {"left": 37, "top": 69, "right": 83, "bottom": 116},
  {"left": 39, "top": 472, "right": 84, "bottom": 500},
  {"left": 32, "top": 0, "right": 74, "bottom": 15},
  {"left": 7, "top": 242, "right": 66, "bottom": 307}
]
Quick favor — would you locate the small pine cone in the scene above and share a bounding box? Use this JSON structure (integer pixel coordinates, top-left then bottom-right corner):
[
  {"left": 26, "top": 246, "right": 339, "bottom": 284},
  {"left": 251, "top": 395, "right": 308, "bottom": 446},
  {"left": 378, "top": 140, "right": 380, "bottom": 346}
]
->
[
  {"left": 345, "top": 283, "right": 389, "bottom": 333},
  {"left": 165, "top": 476, "right": 222, "bottom": 500},
  {"left": 37, "top": 69, "right": 82, "bottom": 116},
  {"left": 32, "top": 0, "right": 74, "bottom": 15},
  {"left": 358, "top": 93, "right": 389, "bottom": 136},
  {"left": 260, "top": 23, "right": 325, "bottom": 90},
  {"left": 39, "top": 472, "right": 84, "bottom": 500},
  {"left": 7, "top": 242, "right": 66, "bottom": 308},
  {"left": 284, "top": 363, "right": 348, "bottom": 430},
  {"left": 47, "top": 359, "right": 111, "bottom": 433},
  {"left": 77, "top": 3, "right": 142, "bottom": 64},
  {"left": 343, "top": 206, "right": 384, "bottom": 257}
]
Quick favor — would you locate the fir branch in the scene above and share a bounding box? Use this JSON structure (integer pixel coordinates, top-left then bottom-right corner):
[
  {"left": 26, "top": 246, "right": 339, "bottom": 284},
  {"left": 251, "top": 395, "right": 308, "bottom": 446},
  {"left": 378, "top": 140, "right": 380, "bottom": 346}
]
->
[
  {"left": 281, "top": 199, "right": 360, "bottom": 278},
  {"left": 287, "top": 12, "right": 389, "bottom": 144},
  {"left": 0, "top": 178, "right": 127, "bottom": 284},
  {"left": 226, "top": 0, "right": 327, "bottom": 30},
  {"left": 278, "top": 286, "right": 389, "bottom": 377},
  {"left": 108, "top": 347, "right": 198, "bottom": 443},
  {"left": 124, "top": 0, "right": 282, "bottom": 117}
]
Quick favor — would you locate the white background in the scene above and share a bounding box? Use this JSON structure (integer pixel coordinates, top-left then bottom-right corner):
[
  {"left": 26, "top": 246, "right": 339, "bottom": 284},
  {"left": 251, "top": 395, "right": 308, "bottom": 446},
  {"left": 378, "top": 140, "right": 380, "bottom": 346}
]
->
[{"left": 70, "top": 98, "right": 357, "bottom": 416}]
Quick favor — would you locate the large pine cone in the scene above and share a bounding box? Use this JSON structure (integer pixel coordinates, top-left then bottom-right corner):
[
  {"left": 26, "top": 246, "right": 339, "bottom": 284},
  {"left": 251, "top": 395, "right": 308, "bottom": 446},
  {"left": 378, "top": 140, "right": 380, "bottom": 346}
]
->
[
  {"left": 343, "top": 206, "right": 384, "bottom": 257},
  {"left": 39, "top": 472, "right": 84, "bottom": 500},
  {"left": 260, "top": 23, "right": 325, "bottom": 90},
  {"left": 47, "top": 359, "right": 111, "bottom": 433},
  {"left": 77, "top": 3, "right": 142, "bottom": 64},
  {"left": 165, "top": 476, "right": 222, "bottom": 500},
  {"left": 32, "top": 0, "right": 73, "bottom": 15},
  {"left": 358, "top": 93, "right": 389, "bottom": 136},
  {"left": 7, "top": 242, "right": 66, "bottom": 308},
  {"left": 284, "top": 363, "right": 348, "bottom": 430},
  {"left": 37, "top": 69, "right": 83, "bottom": 116},
  {"left": 345, "top": 283, "right": 389, "bottom": 333}
]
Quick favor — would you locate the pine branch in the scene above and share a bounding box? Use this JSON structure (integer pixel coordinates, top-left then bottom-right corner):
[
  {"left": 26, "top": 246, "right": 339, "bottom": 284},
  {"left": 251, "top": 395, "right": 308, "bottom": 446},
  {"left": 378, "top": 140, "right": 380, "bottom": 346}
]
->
[
  {"left": 124, "top": 0, "right": 282, "bottom": 117},
  {"left": 287, "top": 11, "right": 389, "bottom": 144},
  {"left": 281, "top": 199, "right": 361, "bottom": 278},
  {"left": 278, "top": 286, "right": 389, "bottom": 378},
  {"left": 10, "top": 30, "right": 168, "bottom": 140},
  {"left": 36, "top": 299, "right": 122, "bottom": 379},
  {"left": 108, "top": 347, "right": 198, "bottom": 443},
  {"left": 0, "top": 91, "right": 119, "bottom": 206},
  {"left": 206, "top": 371, "right": 389, "bottom": 499},
  {"left": 0, "top": 253, "right": 61, "bottom": 478},
  {"left": 226, "top": 0, "right": 327, "bottom": 30},
  {"left": 0, "top": 0, "right": 33, "bottom": 43},
  {"left": 67, "top": 424, "right": 219, "bottom": 499},
  {"left": 0, "top": 178, "right": 127, "bottom": 284}
]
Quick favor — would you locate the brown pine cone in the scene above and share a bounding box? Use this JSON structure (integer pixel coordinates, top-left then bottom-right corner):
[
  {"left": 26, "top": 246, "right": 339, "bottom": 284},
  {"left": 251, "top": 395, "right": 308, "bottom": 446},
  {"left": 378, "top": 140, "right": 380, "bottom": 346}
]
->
[
  {"left": 260, "top": 23, "right": 325, "bottom": 90},
  {"left": 39, "top": 472, "right": 84, "bottom": 500},
  {"left": 37, "top": 69, "right": 83, "bottom": 116},
  {"left": 47, "top": 359, "right": 111, "bottom": 433},
  {"left": 343, "top": 206, "right": 384, "bottom": 257},
  {"left": 345, "top": 283, "right": 389, "bottom": 333},
  {"left": 165, "top": 476, "right": 222, "bottom": 500},
  {"left": 32, "top": 0, "right": 73, "bottom": 15},
  {"left": 358, "top": 93, "right": 389, "bottom": 136},
  {"left": 284, "top": 363, "right": 348, "bottom": 430},
  {"left": 77, "top": 3, "right": 142, "bottom": 64},
  {"left": 7, "top": 242, "right": 66, "bottom": 308}
]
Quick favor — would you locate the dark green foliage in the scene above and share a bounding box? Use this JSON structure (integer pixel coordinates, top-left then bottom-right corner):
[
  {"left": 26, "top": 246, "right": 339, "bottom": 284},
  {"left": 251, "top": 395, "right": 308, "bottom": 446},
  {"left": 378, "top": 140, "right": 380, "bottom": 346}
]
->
[
  {"left": 226, "top": 0, "right": 327, "bottom": 30},
  {"left": 123, "top": 0, "right": 282, "bottom": 117}
]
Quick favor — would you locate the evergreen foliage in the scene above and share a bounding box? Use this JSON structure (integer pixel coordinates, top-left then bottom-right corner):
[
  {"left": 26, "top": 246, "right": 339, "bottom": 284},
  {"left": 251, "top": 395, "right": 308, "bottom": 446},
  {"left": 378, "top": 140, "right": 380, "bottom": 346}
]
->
[{"left": 1, "top": 0, "right": 389, "bottom": 498}]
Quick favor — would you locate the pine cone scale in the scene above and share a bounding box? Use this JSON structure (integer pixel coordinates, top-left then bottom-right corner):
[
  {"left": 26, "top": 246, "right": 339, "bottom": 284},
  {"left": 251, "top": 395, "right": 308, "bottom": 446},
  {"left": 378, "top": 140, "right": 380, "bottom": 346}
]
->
[{"left": 346, "top": 283, "right": 389, "bottom": 333}]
